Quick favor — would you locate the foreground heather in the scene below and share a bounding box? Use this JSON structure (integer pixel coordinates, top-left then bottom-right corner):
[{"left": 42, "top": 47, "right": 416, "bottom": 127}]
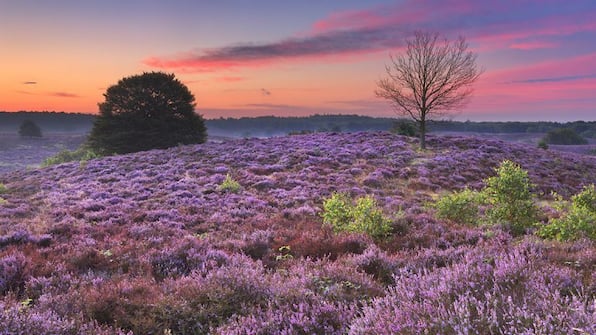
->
[{"left": 0, "top": 132, "right": 594, "bottom": 334}]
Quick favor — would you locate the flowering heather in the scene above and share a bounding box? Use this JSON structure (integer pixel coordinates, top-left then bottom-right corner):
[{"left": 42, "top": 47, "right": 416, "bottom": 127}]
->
[{"left": 0, "top": 132, "right": 594, "bottom": 334}]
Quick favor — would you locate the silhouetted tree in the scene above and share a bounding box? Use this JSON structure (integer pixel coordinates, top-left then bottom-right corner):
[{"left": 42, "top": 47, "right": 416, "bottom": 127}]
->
[
  {"left": 19, "top": 119, "right": 42, "bottom": 137},
  {"left": 376, "top": 31, "right": 481, "bottom": 149},
  {"left": 87, "top": 72, "right": 207, "bottom": 154}
]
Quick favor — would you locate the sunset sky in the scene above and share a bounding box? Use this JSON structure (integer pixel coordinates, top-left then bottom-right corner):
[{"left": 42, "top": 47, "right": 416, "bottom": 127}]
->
[{"left": 1, "top": 0, "right": 595, "bottom": 121}]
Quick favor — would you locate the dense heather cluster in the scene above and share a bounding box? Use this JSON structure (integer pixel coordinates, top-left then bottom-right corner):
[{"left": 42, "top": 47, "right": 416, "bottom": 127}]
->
[{"left": 0, "top": 132, "right": 594, "bottom": 334}]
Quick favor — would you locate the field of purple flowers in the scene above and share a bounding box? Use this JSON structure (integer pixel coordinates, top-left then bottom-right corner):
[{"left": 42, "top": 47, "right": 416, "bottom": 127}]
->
[{"left": 0, "top": 131, "right": 594, "bottom": 334}]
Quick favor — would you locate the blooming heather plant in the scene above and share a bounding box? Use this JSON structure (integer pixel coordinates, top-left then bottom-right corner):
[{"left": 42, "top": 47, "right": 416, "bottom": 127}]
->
[{"left": 349, "top": 240, "right": 595, "bottom": 335}]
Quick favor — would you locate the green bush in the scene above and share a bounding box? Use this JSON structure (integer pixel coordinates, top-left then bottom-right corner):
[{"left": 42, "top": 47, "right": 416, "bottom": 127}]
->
[
  {"left": 572, "top": 184, "right": 596, "bottom": 212},
  {"left": 321, "top": 192, "right": 353, "bottom": 231},
  {"left": 537, "top": 140, "right": 548, "bottom": 150},
  {"left": 434, "top": 188, "right": 482, "bottom": 225},
  {"left": 0, "top": 183, "right": 7, "bottom": 194},
  {"left": 541, "top": 128, "right": 588, "bottom": 145},
  {"left": 390, "top": 119, "right": 418, "bottom": 137},
  {"left": 42, "top": 148, "right": 99, "bottom": 167},
  {"left": 322, "top": 193, "right": 391, "bottom": 239},
  {"left": 538, "top": 185, "right": 596, "bottom": 241},
  {"left": 482, "top": 160, "right": 538, "bottom": 235},
  {"left": 218, "top": 174, "right": 241, "bottom": 193}
]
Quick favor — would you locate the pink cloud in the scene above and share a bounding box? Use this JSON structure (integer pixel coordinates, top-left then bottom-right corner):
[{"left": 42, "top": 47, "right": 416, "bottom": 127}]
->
[{"left": 509, "top": 41, "right": 558, "bottom": 50}]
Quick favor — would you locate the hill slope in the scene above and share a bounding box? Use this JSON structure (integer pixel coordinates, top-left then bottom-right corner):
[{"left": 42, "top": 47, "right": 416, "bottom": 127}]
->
[{"left": 0, "top": 132, "right": 594, "bottom": 334}]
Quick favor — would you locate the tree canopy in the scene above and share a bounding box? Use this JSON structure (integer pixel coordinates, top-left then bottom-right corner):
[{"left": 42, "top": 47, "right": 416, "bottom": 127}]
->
[
  {"left": 87, "top": 72, "right": 207, "bottom": 154},
  {"left": 376, "top": 31, "right": 481, "bottom": 149}
]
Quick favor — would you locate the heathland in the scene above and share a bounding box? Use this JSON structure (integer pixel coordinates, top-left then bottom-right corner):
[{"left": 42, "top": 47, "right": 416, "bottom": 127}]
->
[{"left": 0, "top": 131, "right": 594, "bottom": 334}]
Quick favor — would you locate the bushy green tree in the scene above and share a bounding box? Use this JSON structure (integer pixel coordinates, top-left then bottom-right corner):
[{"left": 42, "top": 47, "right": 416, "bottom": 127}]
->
[
  {"left": 18, "top": 119, "right": 42, "bottom": 137},
  {"left": 483, "top": 160, "right": 538, "bottom": 235},
  {"left": 87, "top": 72, "right": 207, "bottom": 154}
]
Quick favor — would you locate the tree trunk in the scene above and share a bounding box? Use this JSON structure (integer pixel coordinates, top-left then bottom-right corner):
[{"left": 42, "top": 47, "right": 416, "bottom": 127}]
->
[{"left": 419, "top": 120, "right": 426, "bottom": 150}]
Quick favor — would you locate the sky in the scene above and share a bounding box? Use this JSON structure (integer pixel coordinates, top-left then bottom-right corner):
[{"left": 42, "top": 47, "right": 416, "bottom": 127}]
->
[{"left": 1, "top": 0, "right": 595, "bottom": 121}]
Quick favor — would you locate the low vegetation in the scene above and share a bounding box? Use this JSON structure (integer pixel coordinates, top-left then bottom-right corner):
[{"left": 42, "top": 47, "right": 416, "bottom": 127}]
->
[
  {"left": 0, "top": 132, "right": 594, "bottom": 334},
  {"left": 538, "top": 184, "right": 596, "bottom": 241},
  {"left": 434, "top": 188, "right": 481, "bottom": 225},
  {"left": 218, "top": 174, "right": 242, "bottom": 193},
  {"left": 42, "top": 147, "right": 99, "bottom": 166},
  {"left": 322, "top": 193, "right": 392, "bottom": 239}
]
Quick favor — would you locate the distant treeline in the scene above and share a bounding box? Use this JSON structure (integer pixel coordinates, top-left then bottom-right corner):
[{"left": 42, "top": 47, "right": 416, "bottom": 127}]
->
[
  {"left": 207, "top": 115, "right": 392, "bottom": 137},
  {"left": 208, "top": 115, "right": 596, "bottom": 138},
  {"left": 1, "top": 111, "right": 594, "bottom": 138},
  {"left": 430, "top": 120, "right": 596, "bottom": 137}
]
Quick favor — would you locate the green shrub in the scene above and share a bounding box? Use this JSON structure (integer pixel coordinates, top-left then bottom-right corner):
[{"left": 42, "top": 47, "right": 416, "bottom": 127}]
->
[
  {"left": 322, "top": 192, "right": 353, "bottom": 232},
  {"left": 322, "top": 193, "right": 391, "bottom": 239},
  {"left": 537, "top": 140, "right": 548, "bottom": 150},
  {"left": 482, "top": 160, "right": 538, "bottom": 235},
  {"left": 572, "top": 184, "right": 596, "bottom": 212},
  {"left": 42, "top": 148, "right": 99, "bottom": 167},
  {"left": 0, "top": 183, "right": 7, "bottom": 194},
  {"left": 390, "top": 119, "right": 418, "bottom": 137},
  {"left": 434, "top": 188, "right": 482, "bottom": 225},
  {"left": 218, "top": 174, "right": 241, "bottom": 193},
  {"left": 542, "top": 128, "right": 588, "bottom": 145},
  {"left": 538, "top": 185, "right": 596, "bottom": 241}
]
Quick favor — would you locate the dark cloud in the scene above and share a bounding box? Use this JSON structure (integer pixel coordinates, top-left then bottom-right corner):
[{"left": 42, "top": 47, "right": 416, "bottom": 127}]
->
[
  {"left": 326, "top": 99, "right": 386, "bottom": 108},
  {"left": 510, "top": 74, "right": 596, "bottom": 84},
  {"left": 23, "top": 81, "right": 37, "bottom": 85},
  {"left": 144, "top": 0, "right": 596, "bottom": 72},
  {"left": 50, "top": 92, "right": 80, "bottom": 98},
  {"left": 144, "top": 26, "right": 406, "bottom": 71},
  {"left": 245, "top": 103, "right": 296, "bottom": 109}
]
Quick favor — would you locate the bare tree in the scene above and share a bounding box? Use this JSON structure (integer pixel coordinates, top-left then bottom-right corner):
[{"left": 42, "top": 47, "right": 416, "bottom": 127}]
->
[{"left": 376, "top": 31, "right": 481, "bottom": 149}]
